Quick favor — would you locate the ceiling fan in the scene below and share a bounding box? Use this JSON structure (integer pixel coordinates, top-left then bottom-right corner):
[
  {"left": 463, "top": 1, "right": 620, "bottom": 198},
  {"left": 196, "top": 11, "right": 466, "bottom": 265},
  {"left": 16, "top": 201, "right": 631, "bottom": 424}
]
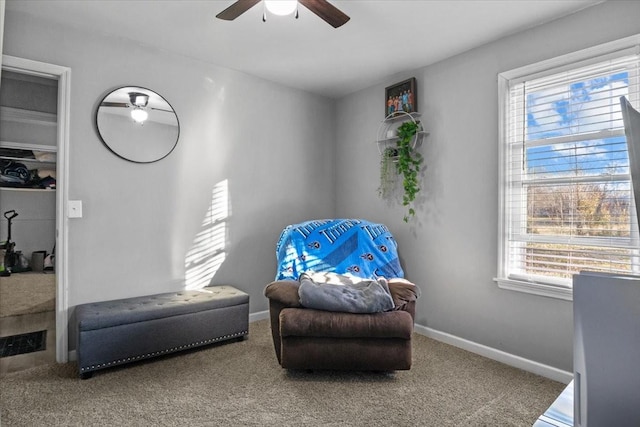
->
[
  {"left": 101, "top": 93, "right": 173, "bottom": 112},
  {"left": 101, "top": 92, "right": 150, "bottom": 109},
  {"left": 216, "top": 0, "right": 350, "bottom": 28},
  {"left": 100, "top": 92, "right": 172, "bottom": 123}
]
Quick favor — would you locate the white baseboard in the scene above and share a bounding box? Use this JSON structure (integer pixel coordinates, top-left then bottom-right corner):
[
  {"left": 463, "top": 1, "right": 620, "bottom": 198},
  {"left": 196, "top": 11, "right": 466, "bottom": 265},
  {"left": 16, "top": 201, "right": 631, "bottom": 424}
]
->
[
  {"left": 414, "top": 323, "right": 573, "bottom": 384},
  {"left": 249, "top": 310, "right": 269, "bottom": 323}
]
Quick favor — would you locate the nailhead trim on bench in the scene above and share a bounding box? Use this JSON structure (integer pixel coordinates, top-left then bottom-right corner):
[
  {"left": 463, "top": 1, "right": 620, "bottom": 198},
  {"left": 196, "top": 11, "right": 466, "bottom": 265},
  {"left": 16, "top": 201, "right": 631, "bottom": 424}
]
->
[{"left": 79, "top": 330, "right": 248, "bottom": 372}]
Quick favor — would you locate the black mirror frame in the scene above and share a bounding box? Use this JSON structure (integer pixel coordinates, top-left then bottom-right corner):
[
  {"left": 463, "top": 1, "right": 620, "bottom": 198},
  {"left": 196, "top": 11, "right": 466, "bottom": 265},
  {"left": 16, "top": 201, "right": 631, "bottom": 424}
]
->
[{"left": 95, "top": 86, "right": 180, "bottom": 164}]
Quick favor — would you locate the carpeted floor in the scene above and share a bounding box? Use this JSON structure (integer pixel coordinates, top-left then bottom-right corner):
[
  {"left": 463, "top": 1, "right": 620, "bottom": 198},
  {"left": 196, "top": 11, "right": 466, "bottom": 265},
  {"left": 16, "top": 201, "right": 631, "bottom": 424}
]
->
[
  {"left": 0, "top": 320, "right": 564, "bottom": 426},
  {"left": 0, "top": 273, "right": 55, "bottom": 317}
]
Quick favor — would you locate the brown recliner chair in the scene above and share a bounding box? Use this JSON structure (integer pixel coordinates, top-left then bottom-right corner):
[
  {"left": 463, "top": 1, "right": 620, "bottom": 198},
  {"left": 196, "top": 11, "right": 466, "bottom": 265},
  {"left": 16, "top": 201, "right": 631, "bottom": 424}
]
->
[{"left": 264, "top": 278, "right": 419, "bottom": 371}]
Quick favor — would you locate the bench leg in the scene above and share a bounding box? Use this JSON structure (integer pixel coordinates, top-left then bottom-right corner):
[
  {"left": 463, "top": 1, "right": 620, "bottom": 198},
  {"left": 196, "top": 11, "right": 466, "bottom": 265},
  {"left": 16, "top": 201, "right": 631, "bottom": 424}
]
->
[{"left": 80, "top": 372, "right": 93, "bottom": 380}]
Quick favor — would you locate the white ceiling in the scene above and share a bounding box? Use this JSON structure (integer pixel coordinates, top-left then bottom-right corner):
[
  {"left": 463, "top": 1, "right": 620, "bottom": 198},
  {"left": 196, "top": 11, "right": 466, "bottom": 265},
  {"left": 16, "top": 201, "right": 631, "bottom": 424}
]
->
[{"left": 6, "top": 0, "right": 603, "bottom": 98}]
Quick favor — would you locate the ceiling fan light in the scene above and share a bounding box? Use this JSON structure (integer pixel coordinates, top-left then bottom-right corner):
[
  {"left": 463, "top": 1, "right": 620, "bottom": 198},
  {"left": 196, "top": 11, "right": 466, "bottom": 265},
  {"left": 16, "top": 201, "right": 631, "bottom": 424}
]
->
[
  {"left": 264, "top": 0, "right": 297, "bottom": 16},
  {"left": 131, "top": 107, "right": 148, "bottom": 123}
]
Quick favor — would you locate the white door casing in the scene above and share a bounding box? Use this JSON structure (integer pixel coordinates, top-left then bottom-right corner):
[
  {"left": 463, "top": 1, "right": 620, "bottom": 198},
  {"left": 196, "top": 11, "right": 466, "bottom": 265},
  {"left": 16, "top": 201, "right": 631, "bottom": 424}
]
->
[{"left": 2, "top": 54, "right": 71, "bottom": 363}]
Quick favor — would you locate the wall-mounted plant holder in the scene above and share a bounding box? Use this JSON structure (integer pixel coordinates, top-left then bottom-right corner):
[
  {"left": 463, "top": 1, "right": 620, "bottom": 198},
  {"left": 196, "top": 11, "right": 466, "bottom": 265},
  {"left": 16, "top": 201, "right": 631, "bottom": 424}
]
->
[
  {"left": 375, "top": 111, "right": 428, "bottom": 222},
  {"left": 375, "top": 111, "right": 426, "bottom": 155}
]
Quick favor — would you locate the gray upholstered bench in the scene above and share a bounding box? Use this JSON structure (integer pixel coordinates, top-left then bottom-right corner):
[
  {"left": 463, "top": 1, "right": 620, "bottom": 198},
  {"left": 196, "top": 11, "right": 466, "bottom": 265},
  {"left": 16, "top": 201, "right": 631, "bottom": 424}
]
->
[{"left": 75, "top": 285, "right": 249, "bottom": 378}]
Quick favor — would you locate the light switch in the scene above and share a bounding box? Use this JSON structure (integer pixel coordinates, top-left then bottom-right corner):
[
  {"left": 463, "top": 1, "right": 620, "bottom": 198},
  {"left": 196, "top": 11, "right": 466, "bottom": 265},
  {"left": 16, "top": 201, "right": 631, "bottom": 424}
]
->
[{"left": 68, "top": 200, "right": 83, "bottom": 218}]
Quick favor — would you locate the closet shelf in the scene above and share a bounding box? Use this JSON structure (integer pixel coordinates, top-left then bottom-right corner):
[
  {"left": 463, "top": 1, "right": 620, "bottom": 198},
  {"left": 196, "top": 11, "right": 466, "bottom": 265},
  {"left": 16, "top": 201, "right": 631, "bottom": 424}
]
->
[
  {"left": 0, "top": 119, "right": 58, "bottom": 192},
  {"left": 0, "top": 141, "right": 57, "bottom": 152},
  {"left": 0, "top": 187, "right": 56, "bottom": 192},
  {"left": 0, "top": 106, "right": 57, "bottom": 126},
  {"left": 0, "top": 141, "right": 57, "bottom": 167},
  {"left": 0, "top": 156, "right": 56, "bottom": 165}
]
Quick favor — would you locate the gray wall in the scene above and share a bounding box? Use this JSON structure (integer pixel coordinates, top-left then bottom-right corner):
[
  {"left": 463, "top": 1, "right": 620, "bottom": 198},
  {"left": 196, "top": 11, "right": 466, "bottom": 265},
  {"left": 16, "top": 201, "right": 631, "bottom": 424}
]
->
[
  {"left": 335, "top": 0, "right": 640, "bottom": 372},
  {"left": 4, "top": 0, "right": 640, "bottom": 371},
  {"left": 3, "top": 9, "right": 336, "bottom": 338}
]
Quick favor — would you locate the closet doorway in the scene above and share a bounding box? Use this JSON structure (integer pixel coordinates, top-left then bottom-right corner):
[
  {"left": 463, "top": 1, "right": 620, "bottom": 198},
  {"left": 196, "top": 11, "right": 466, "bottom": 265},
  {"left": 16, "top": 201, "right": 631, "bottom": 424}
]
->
[{"left": 0, "top": 55, "right": 70, "bottom": 374}]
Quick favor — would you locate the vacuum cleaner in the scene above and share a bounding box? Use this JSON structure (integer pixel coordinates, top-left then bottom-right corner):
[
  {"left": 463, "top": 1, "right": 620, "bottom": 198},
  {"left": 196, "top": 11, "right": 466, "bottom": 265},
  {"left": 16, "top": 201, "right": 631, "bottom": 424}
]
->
[{"left": 1, "top": 210, "right": 20, "bottom": 276}]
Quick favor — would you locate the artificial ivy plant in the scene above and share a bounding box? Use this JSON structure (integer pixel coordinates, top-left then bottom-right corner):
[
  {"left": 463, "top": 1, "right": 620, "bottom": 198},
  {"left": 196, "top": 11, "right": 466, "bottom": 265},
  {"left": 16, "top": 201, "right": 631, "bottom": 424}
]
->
[{"left": 378, "top": 120, "right": 423, "bottom": 222}]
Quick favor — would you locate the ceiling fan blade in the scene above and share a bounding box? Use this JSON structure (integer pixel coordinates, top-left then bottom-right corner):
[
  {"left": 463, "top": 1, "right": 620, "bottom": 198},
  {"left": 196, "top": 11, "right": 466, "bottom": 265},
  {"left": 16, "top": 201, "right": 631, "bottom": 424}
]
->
[
  {"left": 216, "top": 0, "right": 261, "bottom": 21},
  {"left": 101, "top": 102, "right": 129, "bottom": 108},
  {"left": 299, "top": 0, "right": 350, "bottom": 28}
]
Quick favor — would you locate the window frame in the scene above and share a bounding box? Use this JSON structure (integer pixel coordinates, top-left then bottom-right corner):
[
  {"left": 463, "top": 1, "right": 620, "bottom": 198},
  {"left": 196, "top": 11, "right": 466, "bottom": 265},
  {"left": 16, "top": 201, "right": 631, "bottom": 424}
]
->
[{"left": 496, "top": 35, "right": 640, "bottom": 300}]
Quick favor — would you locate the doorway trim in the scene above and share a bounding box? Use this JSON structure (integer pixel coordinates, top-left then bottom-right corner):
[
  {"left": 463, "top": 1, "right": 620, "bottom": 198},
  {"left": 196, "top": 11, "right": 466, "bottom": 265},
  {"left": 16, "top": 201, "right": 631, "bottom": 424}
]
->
[{"left": 2, "top": 54, "right": 71, "bottom": 363}]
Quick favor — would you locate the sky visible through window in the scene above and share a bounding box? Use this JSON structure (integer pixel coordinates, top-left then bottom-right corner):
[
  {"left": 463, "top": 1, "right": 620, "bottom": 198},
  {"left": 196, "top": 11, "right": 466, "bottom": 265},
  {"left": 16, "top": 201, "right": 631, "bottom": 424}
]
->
[
  {"left": 514, "top": 69, "right": 635, "bottom": 279},
  {"left": 525, "top": 71, "right": 629, "bottom": 177}
]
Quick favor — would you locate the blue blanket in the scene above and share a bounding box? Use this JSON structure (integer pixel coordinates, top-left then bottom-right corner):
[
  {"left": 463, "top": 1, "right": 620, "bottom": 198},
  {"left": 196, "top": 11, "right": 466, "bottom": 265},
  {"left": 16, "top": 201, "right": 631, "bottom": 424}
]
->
[{"left": 275, "top": 219, "right": 404, "bottom": 281}]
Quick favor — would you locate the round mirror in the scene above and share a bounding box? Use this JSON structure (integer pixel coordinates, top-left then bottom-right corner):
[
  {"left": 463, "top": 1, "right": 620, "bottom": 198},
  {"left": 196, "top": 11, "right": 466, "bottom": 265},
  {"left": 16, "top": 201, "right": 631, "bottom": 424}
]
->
[{"left": 96, "top": 86, "right": 179, "bottom": 163}]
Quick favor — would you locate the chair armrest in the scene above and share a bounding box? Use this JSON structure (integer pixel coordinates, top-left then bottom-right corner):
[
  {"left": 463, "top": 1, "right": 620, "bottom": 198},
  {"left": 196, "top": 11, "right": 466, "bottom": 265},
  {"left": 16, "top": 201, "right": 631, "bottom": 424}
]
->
[
  {"left": 264, "top": 280, "right": 302, "bottom": 308},
  {"left": 388, "top": 279, "right": 420, "bottom": 319},
  {"left": 388, "top": 279, "right": 420, "bottom": 305},
  {"left": 264, "top": 280, "right": 302, "bottom": 365}
]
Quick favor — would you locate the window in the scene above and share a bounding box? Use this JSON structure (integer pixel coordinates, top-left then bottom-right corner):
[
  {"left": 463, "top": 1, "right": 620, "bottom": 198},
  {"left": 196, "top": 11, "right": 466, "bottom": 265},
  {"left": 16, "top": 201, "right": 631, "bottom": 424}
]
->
[{"left": 497, "top": 39, "right": 640, "bottom": 299}]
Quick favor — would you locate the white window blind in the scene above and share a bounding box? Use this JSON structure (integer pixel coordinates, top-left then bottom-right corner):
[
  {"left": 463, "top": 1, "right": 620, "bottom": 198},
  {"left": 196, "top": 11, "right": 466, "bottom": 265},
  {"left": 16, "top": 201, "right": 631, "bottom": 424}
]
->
[{"left": 500, "top": 48, "right": 640, "bottom": 291}]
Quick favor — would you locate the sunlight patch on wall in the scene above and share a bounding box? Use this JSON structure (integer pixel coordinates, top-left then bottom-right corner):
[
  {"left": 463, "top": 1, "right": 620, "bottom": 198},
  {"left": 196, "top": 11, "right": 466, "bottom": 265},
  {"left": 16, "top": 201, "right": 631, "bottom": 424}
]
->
[{"left": 185, "top": 179, "right": 229, "bottom": 290}]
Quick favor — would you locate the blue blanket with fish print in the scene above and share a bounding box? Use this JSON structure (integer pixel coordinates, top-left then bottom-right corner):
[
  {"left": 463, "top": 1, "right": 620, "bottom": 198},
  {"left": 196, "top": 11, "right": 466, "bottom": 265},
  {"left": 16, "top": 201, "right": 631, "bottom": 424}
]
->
[{"left": 275, "top": 219, "right": 404, "bottom": 281}]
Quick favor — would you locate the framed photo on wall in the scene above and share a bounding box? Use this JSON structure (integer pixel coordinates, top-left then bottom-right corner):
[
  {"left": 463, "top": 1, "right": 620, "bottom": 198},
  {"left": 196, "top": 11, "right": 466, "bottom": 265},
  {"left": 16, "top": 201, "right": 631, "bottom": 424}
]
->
[{"left": 385, "top": 77, "right": 417, "bottom": 118}]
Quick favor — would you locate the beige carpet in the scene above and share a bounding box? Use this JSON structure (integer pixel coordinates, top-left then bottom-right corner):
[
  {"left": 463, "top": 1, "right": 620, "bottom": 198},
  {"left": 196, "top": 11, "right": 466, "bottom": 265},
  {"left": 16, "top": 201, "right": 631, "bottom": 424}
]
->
[
  {"left": 0, "top": 320, "right": 564, "bottom": 426},
  {"left": 0, "top": 273, "right": 55, "bottom": 317}
]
